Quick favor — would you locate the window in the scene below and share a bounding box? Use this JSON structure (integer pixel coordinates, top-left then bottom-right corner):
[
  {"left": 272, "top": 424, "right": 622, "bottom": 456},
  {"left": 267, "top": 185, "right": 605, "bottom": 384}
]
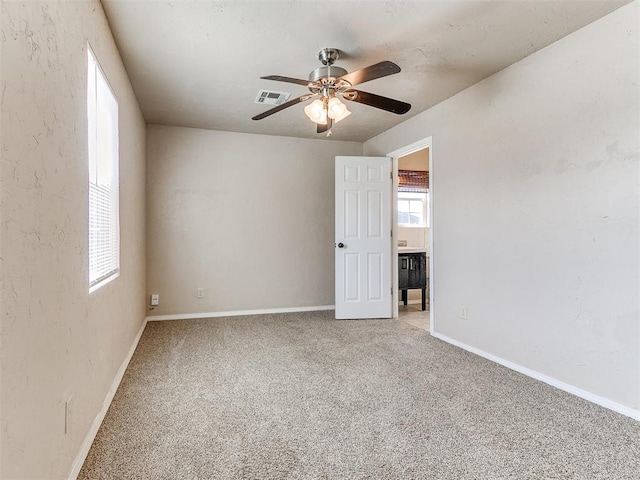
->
[
  {"left": 398, "top": 192, "right": 429, "bottom": 227},
  {"left": 87, "top": 47, "right": 119, "bottom": 292},
  {"left": 398, "top": 169, "right": 429, "bottom": 227}
]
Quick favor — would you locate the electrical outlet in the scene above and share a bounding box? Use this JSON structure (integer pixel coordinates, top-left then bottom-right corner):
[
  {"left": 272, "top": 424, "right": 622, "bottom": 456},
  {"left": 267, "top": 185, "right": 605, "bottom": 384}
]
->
[
  {"left": 197, "top": 288, "right": 204, "bottom": 299},
  {"left": 64, "top": 394, "right": 73, "bottom": 434},
  {"left": 150, "top": 294, "right": 159, "bottom": 306},
  {"left": 460, "top": 305, "right": 468, "bottom": 320}
]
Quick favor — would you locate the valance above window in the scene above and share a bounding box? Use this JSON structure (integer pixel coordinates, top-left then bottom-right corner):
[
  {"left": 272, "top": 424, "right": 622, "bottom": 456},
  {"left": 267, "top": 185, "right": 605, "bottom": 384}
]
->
[{"left": 398, "top": 170, "right": 429, "bottom": 193}]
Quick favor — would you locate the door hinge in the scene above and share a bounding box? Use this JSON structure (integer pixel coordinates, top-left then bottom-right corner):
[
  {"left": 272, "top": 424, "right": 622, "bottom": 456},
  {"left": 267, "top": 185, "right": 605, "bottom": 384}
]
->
[
  {"left": 391, "top": 287, "right": 393, "bottom": 295},
  {"left": 390, "top": 171, "right": 393, "bottom": 179},
  {"left": 390, "top": 229, "right": 393, "bottom": 238}
]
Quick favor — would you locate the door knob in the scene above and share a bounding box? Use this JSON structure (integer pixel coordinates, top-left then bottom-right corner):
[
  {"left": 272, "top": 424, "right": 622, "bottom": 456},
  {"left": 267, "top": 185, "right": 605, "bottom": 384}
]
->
[{"left": 337, "top": 242, "right": 345, "bottom": 248}]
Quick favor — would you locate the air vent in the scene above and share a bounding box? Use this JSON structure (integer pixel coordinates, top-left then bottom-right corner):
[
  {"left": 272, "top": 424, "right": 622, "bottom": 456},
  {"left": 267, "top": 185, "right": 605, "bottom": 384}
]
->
[{"left": 254, "top": 90, "right": 291, "bottom": 105}]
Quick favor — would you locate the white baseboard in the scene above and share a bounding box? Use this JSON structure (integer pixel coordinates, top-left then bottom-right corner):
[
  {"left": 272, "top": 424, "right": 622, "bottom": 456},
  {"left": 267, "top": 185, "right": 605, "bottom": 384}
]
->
[
  {"left": 146, "top": 304, "right": 335, "bottom": 322},
  {"left": 398, "top": 299, "right": 427, "bottom": 306},
  {"left": 68, "top": 318, "right": 148, "bottom": 480},
  {"left": 432, "top": 332, "right": 640, "bottom": 422}
]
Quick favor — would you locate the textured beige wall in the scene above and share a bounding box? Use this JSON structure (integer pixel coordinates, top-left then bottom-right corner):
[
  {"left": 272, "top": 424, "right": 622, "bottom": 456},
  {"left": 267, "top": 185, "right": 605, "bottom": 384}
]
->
[
  {"left": 366, "top": 2, "right": 639, "bottom": 411},
  {"left": 1, "top": 1, "right": 146, "bottom": 478},
  {"left": 146, "top": 126, "right": 362, "bottom": 316}
]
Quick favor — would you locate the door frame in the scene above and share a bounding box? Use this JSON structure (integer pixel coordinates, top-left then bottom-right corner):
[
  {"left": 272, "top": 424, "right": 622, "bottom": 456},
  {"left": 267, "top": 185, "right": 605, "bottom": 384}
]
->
[{"left": 386, "top": 136, "right": 434, "bottom": 334}]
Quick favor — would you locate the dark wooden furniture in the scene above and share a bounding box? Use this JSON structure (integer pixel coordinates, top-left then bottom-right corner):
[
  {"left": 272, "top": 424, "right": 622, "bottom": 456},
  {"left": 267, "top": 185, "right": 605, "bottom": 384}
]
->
[{"left": 399, "top": 252, "right": 427, "bottom": 311}]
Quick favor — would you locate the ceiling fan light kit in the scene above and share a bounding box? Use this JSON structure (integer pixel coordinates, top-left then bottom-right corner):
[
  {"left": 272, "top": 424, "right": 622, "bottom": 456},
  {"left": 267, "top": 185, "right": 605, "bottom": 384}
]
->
[
  {"left": 304, "top": 99, "right": 328, "bottom": 125},
  {"left": 252, "top": 48, "right": 411, "bottom": 136},
  {"left": 304, "top": 97, "right": 352, "bottom": 126},
  {"left": 327, "top": 97, "right": 351, "bottom": 122}
]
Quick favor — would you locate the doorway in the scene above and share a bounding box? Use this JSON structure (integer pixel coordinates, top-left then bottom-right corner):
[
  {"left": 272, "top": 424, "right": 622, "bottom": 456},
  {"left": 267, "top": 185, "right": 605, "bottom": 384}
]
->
[{"left": 387, "top": 137, "right": 434, "bottom": 334}]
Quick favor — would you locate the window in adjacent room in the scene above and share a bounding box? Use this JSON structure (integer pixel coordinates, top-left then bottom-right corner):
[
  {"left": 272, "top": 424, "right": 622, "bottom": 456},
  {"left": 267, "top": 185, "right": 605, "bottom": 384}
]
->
[
  {"left": 398, "top": 192, "right": 429, "bottom": 227},
  {"left": 398, "top": 170, "right": 429, "bottom": 227},
  {"left": 87, "top": 46, "right": 119, "bottom": 292}
]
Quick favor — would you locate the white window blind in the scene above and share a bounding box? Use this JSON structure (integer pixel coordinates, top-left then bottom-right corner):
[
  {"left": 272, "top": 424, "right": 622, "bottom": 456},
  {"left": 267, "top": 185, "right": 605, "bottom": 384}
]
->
[{"left": 88, "top": 48, "right": 120, "bottom": 291}]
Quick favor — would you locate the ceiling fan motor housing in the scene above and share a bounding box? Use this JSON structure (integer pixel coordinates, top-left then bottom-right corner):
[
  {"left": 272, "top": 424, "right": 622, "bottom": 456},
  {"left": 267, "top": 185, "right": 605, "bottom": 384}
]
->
[
  {"left": 308, "top": 49, "right": 352, "bottom": 97},
  {"left": 308, "top": 66, "right": 348, "bottom": 82}
]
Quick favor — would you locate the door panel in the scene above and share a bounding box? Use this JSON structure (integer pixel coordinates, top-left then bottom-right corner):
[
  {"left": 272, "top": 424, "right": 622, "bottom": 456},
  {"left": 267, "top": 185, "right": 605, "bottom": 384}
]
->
[
  {"left": 344, "top": 253, "right": 360, "bottom": 301},
  {"left": 335, "top": 156, "right": 391, "bottom": 319},
  {"left": 344, "top": 191, "right": 360, "bottom": 238},
  {"left": 367, "top": 252, "right": 383, "bottom": 301},
  {"left": 367, "top": 191, "right": 382, "bottom": 237}
]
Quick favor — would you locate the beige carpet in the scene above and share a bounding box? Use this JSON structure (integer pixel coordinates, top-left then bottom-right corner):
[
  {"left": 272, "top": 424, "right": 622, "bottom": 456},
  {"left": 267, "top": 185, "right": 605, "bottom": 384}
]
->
[{"left": 79, "top": 310, "right": 639, "bottom": 479}]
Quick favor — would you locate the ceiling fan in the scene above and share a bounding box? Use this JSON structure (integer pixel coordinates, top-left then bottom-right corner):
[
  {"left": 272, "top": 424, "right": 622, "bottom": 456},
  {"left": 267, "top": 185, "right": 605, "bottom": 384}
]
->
[{"left": 252, "top": 48, "right": 411, "bottom": 135}]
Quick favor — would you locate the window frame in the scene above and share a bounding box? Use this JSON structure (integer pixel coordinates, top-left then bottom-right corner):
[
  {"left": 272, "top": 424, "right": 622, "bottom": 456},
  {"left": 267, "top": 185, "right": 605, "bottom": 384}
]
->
[
  {"left": 398, "top": 191, "right": 429, "bottom": 228},
  {"left": 87, "top": 45, "right": 120, "bottom": 293}
]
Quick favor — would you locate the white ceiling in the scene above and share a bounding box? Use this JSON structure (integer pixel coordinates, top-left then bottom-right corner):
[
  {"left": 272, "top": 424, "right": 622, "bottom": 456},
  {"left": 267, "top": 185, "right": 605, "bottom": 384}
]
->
[{"left": 100, "top": 0, "right": 629, "bottom": 142}]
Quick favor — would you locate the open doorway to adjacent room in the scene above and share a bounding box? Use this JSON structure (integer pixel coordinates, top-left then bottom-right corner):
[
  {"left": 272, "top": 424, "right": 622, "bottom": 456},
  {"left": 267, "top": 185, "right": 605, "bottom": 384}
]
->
[
  {"left": 397, "top": 148, "right": 430, "bottom": 330},
  {"left": 388, "top": 138, "right": 433, "bottom": 333}
]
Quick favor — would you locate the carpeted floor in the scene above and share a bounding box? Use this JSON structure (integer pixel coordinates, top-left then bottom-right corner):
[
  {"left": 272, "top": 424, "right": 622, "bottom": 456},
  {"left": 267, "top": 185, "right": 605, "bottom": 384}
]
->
[{"left": 79, "top": 310, "right": 639, "bottom": 479}]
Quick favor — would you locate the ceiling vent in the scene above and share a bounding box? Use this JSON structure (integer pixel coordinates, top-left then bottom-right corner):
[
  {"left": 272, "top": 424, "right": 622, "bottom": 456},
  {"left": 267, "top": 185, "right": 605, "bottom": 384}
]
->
[{"left": 254, "top": 90, "right": 291, "bottom": 105}]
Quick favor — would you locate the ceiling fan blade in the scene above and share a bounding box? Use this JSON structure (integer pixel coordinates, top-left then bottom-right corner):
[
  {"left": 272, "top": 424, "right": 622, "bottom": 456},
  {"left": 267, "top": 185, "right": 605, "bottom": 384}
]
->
[
  {"left": 316, "top": 116, "right": 333, "bottom": 134},
  {"left": 260, "top": 75, "right": 311, "bottom": 86},
  {"left": 342, "top": 89, "right": 411, "bottom": 115},
  {"left": 338, "top": 61, "right": 401, "bottom": 87},
  {"left": 252, "top": 94, "right": 316, "bottom": 121}
]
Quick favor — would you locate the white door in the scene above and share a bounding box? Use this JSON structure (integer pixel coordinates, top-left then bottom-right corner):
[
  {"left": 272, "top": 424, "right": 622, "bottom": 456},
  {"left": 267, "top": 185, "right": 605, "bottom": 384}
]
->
[{"left": 335, "top": 156, "right": 392, "bottom": 319}]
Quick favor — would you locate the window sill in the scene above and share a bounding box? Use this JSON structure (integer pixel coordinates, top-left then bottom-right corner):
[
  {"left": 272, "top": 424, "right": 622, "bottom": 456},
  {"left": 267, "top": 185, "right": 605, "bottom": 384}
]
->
[{"left": 89, "top": 271, "right": 120, "bottom": 294}]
